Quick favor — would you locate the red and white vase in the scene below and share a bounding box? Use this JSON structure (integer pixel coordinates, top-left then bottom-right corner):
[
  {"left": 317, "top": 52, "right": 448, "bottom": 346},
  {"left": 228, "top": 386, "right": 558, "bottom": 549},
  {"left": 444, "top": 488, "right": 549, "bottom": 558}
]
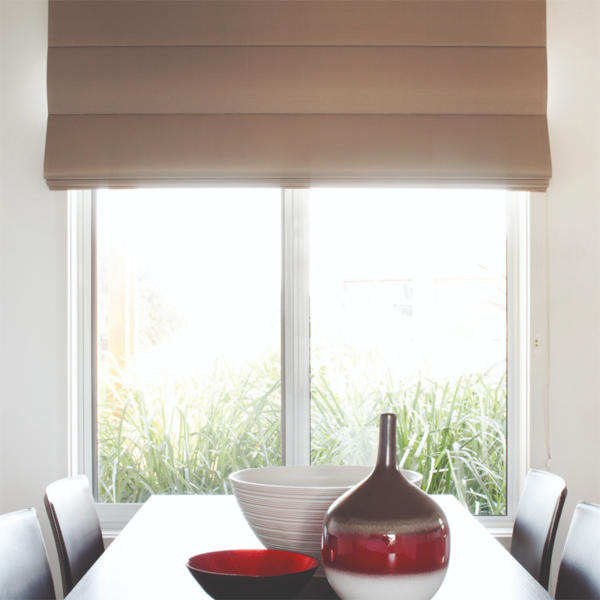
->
[{"left": 322, "top": 413, "right": 450, "bottom": 600}]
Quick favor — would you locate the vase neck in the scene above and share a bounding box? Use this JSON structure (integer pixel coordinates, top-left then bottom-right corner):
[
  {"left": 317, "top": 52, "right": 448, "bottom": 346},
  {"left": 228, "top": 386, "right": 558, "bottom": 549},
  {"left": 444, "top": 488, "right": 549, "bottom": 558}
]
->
[{"left": 375, "top": 413, "right": 397, "bottom": 471}]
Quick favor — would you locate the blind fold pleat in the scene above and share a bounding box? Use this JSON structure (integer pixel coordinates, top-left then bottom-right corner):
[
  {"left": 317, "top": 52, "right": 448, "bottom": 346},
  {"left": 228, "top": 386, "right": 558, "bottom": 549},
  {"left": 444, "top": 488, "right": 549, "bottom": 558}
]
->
[
  {"left": 45, "top": 0, "right": 551, "bottom": 191},
  {"left": 48, "top": 0, "right": 546, "bottom": 47}
]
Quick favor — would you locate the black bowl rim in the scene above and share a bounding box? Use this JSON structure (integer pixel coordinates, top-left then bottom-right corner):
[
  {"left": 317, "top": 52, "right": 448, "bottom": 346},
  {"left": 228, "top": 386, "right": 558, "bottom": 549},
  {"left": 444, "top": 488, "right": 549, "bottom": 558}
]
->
[{"left": 186, "top": 549, "right": 319, "bottom": 579}]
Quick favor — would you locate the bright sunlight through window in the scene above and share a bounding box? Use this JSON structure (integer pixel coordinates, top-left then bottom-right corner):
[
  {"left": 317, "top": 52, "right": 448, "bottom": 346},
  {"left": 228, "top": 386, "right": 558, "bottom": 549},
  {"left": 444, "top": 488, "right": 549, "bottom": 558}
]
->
[
  {"left": 94, "top": 188, "right": 507, "bottom": 515},
  {"left": 309, "top": 190, "right": 506, "bottom": 516},
  {"left": 96, "top": 189, "right": 282, "bottom": 501}
]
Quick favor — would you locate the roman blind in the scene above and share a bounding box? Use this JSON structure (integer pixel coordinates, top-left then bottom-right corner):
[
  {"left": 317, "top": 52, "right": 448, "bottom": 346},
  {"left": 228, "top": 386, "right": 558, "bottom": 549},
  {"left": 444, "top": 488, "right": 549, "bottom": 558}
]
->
[{"left": 44, "top": 0, "right": 551, "bottom": 191}]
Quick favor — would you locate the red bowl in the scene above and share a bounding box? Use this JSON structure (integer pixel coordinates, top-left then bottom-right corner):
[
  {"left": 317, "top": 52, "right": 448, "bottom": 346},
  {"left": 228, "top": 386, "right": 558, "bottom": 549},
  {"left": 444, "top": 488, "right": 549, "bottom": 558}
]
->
[{"left": 186, "top": 549, "right": 318, "bottom": 599}]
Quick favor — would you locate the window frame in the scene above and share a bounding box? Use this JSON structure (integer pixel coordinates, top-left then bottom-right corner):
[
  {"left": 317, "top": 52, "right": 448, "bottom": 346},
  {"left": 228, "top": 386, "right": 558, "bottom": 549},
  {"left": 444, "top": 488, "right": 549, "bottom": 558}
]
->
[{"left": 68, "top": 188, "right": 532, "bottom": 537}]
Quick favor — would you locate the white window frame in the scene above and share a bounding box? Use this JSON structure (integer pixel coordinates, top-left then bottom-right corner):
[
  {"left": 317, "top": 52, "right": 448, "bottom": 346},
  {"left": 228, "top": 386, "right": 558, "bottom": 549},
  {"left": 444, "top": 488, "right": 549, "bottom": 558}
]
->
[{"left": 68, "top": 188, "right": 535, "bottom": 537}]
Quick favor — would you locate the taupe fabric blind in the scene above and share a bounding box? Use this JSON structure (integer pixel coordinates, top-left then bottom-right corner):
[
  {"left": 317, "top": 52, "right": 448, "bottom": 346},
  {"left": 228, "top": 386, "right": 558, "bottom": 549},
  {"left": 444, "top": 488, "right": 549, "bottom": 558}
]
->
[{"left": 45, "top": 0, "right": 551, "bottom": 191}]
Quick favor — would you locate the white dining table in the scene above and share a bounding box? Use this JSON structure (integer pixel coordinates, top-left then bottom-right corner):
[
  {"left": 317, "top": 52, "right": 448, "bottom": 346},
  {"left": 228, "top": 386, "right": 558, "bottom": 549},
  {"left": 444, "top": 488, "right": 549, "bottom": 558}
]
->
[{"left": 66, "top": 494, "right": 551, "bottom": 599}]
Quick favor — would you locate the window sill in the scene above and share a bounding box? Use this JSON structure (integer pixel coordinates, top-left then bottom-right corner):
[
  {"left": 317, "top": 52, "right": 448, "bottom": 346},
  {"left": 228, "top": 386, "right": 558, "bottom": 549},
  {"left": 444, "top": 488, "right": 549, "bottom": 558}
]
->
[
  {"left": 96, "top": 499, "right": 514, "bottom": 545},
  {"left": 96, "top": 501, "right": 143, "bottom": 533}
]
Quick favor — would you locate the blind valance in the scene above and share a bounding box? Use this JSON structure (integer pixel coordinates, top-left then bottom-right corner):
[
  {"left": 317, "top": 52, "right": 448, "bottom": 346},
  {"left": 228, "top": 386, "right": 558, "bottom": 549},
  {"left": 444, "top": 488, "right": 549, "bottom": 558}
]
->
[{"left": 44, "top": 0, "right": 551, "bottom": 191}]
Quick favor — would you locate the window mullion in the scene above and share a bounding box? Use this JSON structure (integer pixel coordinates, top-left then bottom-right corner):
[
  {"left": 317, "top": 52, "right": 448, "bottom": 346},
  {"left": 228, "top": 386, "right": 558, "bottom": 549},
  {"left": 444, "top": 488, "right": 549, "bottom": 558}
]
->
[{"left": 281, "top": 189, "right": 311, "bottom": 465}]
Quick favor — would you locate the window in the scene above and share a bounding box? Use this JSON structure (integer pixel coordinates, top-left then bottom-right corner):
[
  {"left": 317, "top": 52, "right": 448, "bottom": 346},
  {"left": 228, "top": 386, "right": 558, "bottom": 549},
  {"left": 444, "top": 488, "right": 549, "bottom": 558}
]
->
[
  {"left": 308, "top": 189, "right": 510, "bottom": 517},
  {"left": 95, "top": 189, "right": 281, "bottom": 501},
  {"left": 70, "top": 188, "right": 527, "bottom": 526}
]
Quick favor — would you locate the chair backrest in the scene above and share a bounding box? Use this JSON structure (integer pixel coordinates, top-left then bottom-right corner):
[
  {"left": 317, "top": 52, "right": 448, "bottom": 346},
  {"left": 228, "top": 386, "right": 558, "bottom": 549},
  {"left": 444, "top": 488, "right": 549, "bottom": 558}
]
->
[
  {"left": 510, "top": 468, "right": 567, "bottom": 589},
  {"left": 44, "top": 475, "right": 104, "bottom": 595},
  {"left": 555, "top": 502, "right": 600, "bottom": 599},
  {"left": 0, "top": 508, "right": 56, "bottom": 600}
]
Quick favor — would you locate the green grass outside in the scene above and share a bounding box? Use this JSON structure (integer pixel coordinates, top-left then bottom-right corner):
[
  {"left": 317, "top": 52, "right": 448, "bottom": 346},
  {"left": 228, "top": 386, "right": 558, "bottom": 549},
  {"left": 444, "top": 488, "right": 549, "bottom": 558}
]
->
[{"left": 98, "top": 355, "right": 506, "bottom": 515}]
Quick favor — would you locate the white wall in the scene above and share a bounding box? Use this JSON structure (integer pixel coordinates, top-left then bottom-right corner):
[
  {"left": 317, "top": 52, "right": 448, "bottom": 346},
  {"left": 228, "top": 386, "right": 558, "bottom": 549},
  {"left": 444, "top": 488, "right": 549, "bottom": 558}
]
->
[
  {"left": 543, "top": 0, "right": 600, "bottom": 590},
  {"left": 0, "top": 0, "right": 599, "bottom": 596},
  {"left": 0, "top": 0, "right": 68, "bottom": 592}
]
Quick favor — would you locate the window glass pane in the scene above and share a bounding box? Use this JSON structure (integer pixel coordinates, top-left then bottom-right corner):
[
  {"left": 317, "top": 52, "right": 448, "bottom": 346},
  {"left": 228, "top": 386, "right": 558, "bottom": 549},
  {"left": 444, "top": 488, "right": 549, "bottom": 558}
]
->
[
  {"left": 96, "top": 189, "right": 281, "bottom": 502},
  {"left": 309, "top": 189, "right": 507, "bottom": 516}
]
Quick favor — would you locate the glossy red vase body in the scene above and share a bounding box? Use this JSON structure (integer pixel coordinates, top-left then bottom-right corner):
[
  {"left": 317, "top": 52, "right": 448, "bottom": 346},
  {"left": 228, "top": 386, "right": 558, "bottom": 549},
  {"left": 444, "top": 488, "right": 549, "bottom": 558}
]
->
[{"left": 322, "top": 413, "right": 450, "bottom": 599}]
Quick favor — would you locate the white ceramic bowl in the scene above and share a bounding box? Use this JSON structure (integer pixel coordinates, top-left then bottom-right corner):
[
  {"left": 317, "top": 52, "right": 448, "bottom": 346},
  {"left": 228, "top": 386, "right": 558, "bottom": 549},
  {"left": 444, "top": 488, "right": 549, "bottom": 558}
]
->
[{"left": 229, "top": 465, "right": 423, "bottom": 566}]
